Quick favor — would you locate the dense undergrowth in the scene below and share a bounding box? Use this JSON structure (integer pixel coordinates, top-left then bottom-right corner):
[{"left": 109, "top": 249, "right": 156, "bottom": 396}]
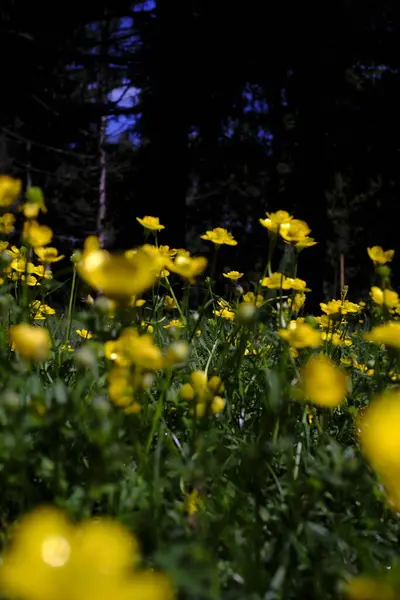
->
[{"left": 0, "top": 175, "right": 398, "bottom": 600}]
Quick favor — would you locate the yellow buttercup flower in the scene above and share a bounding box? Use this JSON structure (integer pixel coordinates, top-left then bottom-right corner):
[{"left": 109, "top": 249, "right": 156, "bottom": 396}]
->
[
  {"left": 77, "top": 246, "right": 158, "bottom": 299},
  {"left": 279, "top": 321, "right": 321, "bottom": 348},
  {"left": 301, "top": 355, "right": 347, "bottom": 407},
  {"left": 76, "top": 329, "right": 93, "bottom": 340},
  {"left": 35, "top": 247, "right": 65, "bottom": 263},
  {"left": 359, "top": 389, "right": 400, "bottom": 511},
  {"left": 259, "top": 210, "right": 293, "bottom": 234},
  {"left": 223, "top": 271, "right": 243, "bottom": 280},
  {"left": 30, "top": 301, "right": 56, "bottom": 320},
  {"left": 200, "top": 227, "right": 237, "bottom": 246},
  {"left": 179, "top": 371, "right": 225, "bottom": 416},
  {"left": 0, "top": 175, "right": 22, "bottom": 207},
  {"left": 365, "top": 321, "right": 400, "bottom": 349},
  {"left": 370, "top": 286, "right": 399, "bottom": 309},
  {"left": 22, "top": 220, "right": 53, "bottom": 247},
  {"left": 279, "top": 219, "right": 311, "bottom": 244},
  {"left": 9, "top": 324, "right": 51, "bottom": 361},
  {"left": 367, "top": 246, "right": 394, "bottom": 265},
  {"left": 167, "top": 250, "right": 207, "bottom": 283},
  {"left": 20, "top": 187, "right": 47, "bottom": 219},
  {"left": 242, "top": 291, "right": 263, "bottom": 307},
  {"left": 163, "top": 295, "right": 176, "bottom": 310},
  {"left": 0, "top": 506, "right": 172, "bottom": 600},
  {"left": 60, "top": 344, "right": 74, "bottom": 353},
  {"left": 320, "top": 299, "right": 360, "bottom": 317},
  {"left": 321, "top": 331, "right": 352, "bottom": 347},
  {"left": 294, "top": 237, "right": 318, "bottom": 251},
  {"left": 0, "top": 212, "right": 15, "bottom": 234},
  {"left": 213, "top": 307, "right": 235, "bottom": 321},
  {"left": 163, "top": 319, "right": 185, "bottom": 329},
  {"left": 260, "top": 272, "right": 310, "bottom": 292},
  {"left": 136, "top": 215, "right": 165, "bottom": 231},
  {"left": 104, "top": 328, "right": 163, "bottom": 370},
  {"left": 107, "top": 366, "right": 152, "bottom": 411},
  {"left": 288, "top": 293, "right": 306, "bottom": 313}
]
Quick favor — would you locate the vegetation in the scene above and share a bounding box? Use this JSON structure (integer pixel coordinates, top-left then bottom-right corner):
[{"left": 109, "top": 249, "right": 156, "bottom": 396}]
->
[{"left": 0, "top": 179, "right": 398, "bottom": 599}]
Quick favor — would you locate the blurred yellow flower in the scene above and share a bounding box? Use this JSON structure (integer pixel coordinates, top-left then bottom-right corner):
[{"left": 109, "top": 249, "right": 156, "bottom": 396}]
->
[
  {"left": 365, "top": 321, "right": 400, "bottom": 349},
  {"left": 104, "top": 328, "right": 163, "bottom": 370},
  {"left": 242, "top": 291, "right": 263, "bottom": 307},
  {"left": 0, "top": 506, "right": 172, "bottom": 600},
  {"left": 35, "top": 247, "right": 65, "bottom": 263},
  {"left": 167, "top": 250, "right": 207, "bottom": 283},
  {"left": 223, "top": 271, "right": 243, "bottom": 280},
  {"left": 359, "top": 389, "right": 400, "bottom": 510},
  {"left": 22, "top": 220, "right": 53, "bottom": 247},
  {"left": 367, "top": 246, "right": 394, "bottom": 265},
  {"left": 20, "top": 187, "right": 47, "bottom": 219},
  {"left": 179, "top": 371, "right": 225, "bottom": 416},
  {"left": 136, "top": 215, "right": 165, "bottom": 231},
  {"left": 201, "top": 227, "right": 237, "bottom": 246},
  {"left": 259, "top": 210, "right": 293, "bottom": 234},
  {"left": 279, "top": 321, "right": 321, "bottom": 348},
  {"left": 76, "top": 329, "right": 93, "bottom": 340},
  {"left": 294, "top": 237, "right": 318, "bottom": 251},
  {"left": 321, "top": 331, "right": 352, "bottom": 347},
  {"left": 60, "top": 344, "right": 74, "bottom": 353},
  {"left": 9, "top": 324, "right": 51, "bottom": 361},
  {"left": 0, "top": 175, "right": 21, "bottom": 206},
  {"left": 0, "top": 212, "right": 15, "bottom": 234},
  {"left": 302, "top": 355, "right": 347, "bottom": 407},
  {"left": 370, "top": 286, "right": 399, "bottom": 309},
  {"left": 77, "top": 247, "right": 158, "bottom": 299},
  {"left": 108, "top": 366, "right": 151, "bottom": 411}
]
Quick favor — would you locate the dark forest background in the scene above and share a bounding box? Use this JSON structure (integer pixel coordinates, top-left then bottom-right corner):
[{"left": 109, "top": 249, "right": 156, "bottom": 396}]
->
[{"left": 1, "top": 0, "right": 400, "bottom": 311}]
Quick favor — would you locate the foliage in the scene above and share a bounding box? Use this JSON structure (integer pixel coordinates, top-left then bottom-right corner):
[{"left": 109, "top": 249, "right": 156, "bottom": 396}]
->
[{"left": 0, "top": 181, "right": 399, "bottom": 599}]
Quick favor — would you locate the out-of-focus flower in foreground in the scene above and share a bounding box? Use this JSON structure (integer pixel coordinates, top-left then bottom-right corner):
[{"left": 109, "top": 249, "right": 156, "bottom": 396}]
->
[
  {"left": 9, "top": 324, "right": 51, "bottom": 362},
  {"left": 0, "top": 506, "right": 173, "bottom": 600},
  {"left": 301, "top": 355, "right": 347, "bottom": 407},
  {"left": 0, "top": 175, "right": 22, "bottom": 207}
]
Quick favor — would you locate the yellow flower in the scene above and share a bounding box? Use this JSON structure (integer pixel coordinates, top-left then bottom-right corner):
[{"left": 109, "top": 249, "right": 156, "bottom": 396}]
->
[
  {"left": 320, "top": 299, "right": 360, "bottom": 317},
  {"left": 0, "top": 175, "right": 21, "bottom": 207},
  {"left": 162, "top": 319, "right": 184, "bottom": 330},
  {"left": 242, "top": 291, "right": 263, "bottom": 307},
  {"left": 107, "top": 366, "right": 151, "bottom": 411},
  {"left": 9, "top": 324, "right": 51, "bottom": 361},
  {"left": 76, "top": 329, "right": 93, "bottom": 340},
  {"left": 179, "top": 371, "right": 225, "bottom": 416},
  {"left": 321, "top": 331, "right": 352, "bottom": 347},
  {"left": 104, "top": 328, "right": 163, "bottom": 370},
  {"left": 279, "top": 321, "right": 321, "bottom": 348},
  {"left": 370, "top": 286, "right": 399, "bottom": 309},
  {"left": 223, "top": 271, "right": 243, "bottom": 280},
  {"left": 259, "top": 210, "right": 293, "bottom": 234},
  {"left": 22, "top": 220, "right": 53, "bottom": 247},
  {"left": 359, "top": 390, "right": 400, "bottom": 510},
  {"left": 167, "top": 250, "right": 207, "bottom": 283},
  {"left": 367, "top": 246, "right": 394, "bottom": 265},
  {"left": 77, "top": 246, "right": 158, "bottom": 299},
  {"left": 185, "top": 489, "right": 203, "bottom": 516},
  {"left": 213, "top": 307, "right": 235, "bottom": 321},
  {"left": 260, "top": 272, "right": 310, "bottom": 291},
  {"left": 294, "top": 237, "right": 318, "bottom": 251},
  {"left": 0, "top": 212, "right": 15, "bottom": 234},
  {"left": 60, "top": 344, "right": 74, "bottom": 353},
  {"left": 35, "top": 247, "right": 64, "bottom": 263},
  {"left": 132, "top": 298, "right": 146, "bottom": 307},
  {"left": 136, "top": 215, "right": 165, "bottom": 230},
  {"left": 163, "top": 295, "right": 176, "bottom": 310},
  {"left": 30, "top": 301, "right": 56, "bottom": 320},
  {"left": 20, "top": 188, "right": 47, "bottom": 219},
  {"left": 365, "top": 321, "right": 400, "bottom": 349},
  {"left": 288, "top": 293, "right": 306, "bottom": 313},
  {"left": 200, "top": 227, "right": 237, "bottom": 246},
  {"left": 279, "top": 219, "right": 311, "bottom": 244},
  {"left": 347, "top": 576, "right": 393, "bottom": 600},
  {"left": 141, "top": 321, "right": 154, "bottom": 333},
  {"left": 0, "top": 506, "right": 172, "bottom": 600},
  {"left": 301, "top": 355, "right": 347, "bottom": 407},
  {"left": 352, "top": 361, "right": 374, "bottom": 376}
]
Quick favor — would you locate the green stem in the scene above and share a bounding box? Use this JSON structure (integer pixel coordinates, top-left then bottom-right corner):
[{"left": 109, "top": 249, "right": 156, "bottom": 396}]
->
[{"left": 65, "top": 265, "right": 77, "bottom": 344}]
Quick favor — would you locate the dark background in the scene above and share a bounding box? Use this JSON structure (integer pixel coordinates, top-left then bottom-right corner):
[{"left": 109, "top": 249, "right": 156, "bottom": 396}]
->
[{"left": 1, "top": 0, "right": 400, "bottom": 310}]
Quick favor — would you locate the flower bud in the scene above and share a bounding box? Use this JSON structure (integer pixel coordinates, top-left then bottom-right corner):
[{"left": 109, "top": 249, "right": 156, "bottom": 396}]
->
[{"left": 234, "top": 285, "right": 244, "bottom": 297}]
